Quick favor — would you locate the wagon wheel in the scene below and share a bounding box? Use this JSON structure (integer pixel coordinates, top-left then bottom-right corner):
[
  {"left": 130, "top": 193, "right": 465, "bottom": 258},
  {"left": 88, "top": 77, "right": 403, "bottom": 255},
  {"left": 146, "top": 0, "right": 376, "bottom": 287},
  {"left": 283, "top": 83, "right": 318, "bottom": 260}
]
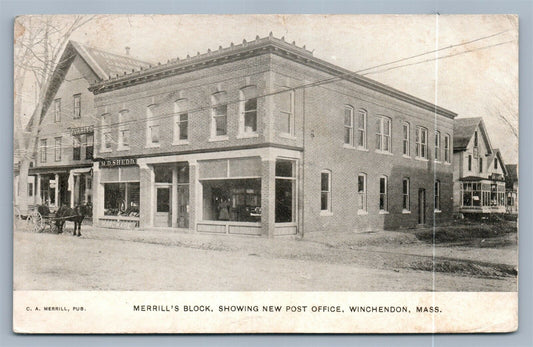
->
[{"left": 30, "top": 211, "right": 44, "bottom": 233}]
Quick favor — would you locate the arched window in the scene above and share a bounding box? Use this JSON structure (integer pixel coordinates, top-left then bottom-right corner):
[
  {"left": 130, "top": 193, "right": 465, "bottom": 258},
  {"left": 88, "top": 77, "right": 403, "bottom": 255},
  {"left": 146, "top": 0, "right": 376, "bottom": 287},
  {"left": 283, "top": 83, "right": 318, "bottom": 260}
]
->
[
  {"left": 357, "top": 109, "right": 368, "bottom": 149},
  {"left": 434, "top": 180, "right": 441, "bottom": 211},
  {"left": 146, "top": 104, "right": 159, "bottom": 147},
  {"left": 274, "top": 87, "right": 294, "bottom": 135},
  {"left": 402, "top": 122, "right": 410, "bottom": 156},
  {"left": 402, "top": 177, "right": 410, "bottom": 211},
  {"left": 174, "top": 99, "right": 189, "bottom": 144},
  {"left": 434, "top": 131, "right": 441, "bottom": 161},
  {"left": 320, "top": 170, "right": 332, "bottom": 213},
  {"left": 100, "top": 113, "right": 112, "bottom": 151},
  {"left": 376, "top": 116, "right": 392, "bottom": 153},
  {"left": 379, "top": 175, "right": 388, "bottom": 211},
  {"left": 357, "top": 173, "right": 367, "bottom": 212},
  {"left": 239, "top": 86, "right": 258, "bottom": 135},
  {"left": 118, "top": 110, "right": 130, "bottom": 149},
  {"left": 344, "top": 106, "right": 354, "bottom": 146},
  {"left": 416, "top": 126, "right": 428, "bottom": 159},
  {"left": 211, "top": 91, "right": 227, "bottom": 138}
]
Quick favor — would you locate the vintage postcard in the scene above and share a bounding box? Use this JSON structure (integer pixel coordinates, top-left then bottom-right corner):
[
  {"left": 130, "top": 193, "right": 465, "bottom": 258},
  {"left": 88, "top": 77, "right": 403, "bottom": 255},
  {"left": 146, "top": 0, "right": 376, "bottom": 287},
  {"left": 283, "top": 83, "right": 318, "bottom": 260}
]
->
[{"left": 13, "top": 14, "right": 518, "bottom": 333}]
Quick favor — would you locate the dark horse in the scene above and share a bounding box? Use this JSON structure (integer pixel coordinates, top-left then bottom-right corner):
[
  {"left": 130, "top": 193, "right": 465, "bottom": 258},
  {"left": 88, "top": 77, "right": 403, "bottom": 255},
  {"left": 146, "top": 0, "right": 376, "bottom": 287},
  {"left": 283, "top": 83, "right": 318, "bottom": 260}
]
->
[{"left": 55, "top": 205, "right": 90, "bottom": 236}]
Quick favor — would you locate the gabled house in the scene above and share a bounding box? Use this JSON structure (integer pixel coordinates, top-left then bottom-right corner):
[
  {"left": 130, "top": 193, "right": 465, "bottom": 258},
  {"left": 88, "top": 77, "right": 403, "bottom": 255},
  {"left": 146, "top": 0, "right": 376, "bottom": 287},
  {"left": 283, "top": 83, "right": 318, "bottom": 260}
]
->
[
  {"left": 453, "top": 117, "right": 508, "bottom": 214},
  {"left": 23, "top": 41, "right": 150, "bottom": 210},
  {"left": 505, "top": 164, "right": 518, "bottom": 214}
]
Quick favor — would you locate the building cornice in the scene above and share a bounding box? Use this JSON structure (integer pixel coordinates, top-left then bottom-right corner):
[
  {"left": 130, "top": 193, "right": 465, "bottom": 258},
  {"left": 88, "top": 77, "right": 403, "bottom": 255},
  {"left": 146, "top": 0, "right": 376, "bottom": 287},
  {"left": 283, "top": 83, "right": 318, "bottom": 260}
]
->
[{"left": 89, "top": 35, "right": 457, "bottom": 119}]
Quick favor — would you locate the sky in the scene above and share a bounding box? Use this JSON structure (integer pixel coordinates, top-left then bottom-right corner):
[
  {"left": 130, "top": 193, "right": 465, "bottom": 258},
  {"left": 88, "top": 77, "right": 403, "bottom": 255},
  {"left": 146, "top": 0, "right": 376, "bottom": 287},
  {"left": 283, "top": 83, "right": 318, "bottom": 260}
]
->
[{"left": 18, "top": 14, "right": 519, "bottom": 163}]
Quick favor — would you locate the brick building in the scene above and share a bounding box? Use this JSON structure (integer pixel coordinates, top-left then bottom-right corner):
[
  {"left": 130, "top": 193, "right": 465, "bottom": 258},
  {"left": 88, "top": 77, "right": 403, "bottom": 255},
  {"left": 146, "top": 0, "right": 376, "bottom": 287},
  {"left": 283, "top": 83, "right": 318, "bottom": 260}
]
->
[
  {"left": 26, "top": 41, "right": 149, "bottom": 210},
  {"left": 453, "top": 117, "right": 508, "bottom": 215},
  {"left": 89, "top": 35, "right": 456, "bottom": 235}
]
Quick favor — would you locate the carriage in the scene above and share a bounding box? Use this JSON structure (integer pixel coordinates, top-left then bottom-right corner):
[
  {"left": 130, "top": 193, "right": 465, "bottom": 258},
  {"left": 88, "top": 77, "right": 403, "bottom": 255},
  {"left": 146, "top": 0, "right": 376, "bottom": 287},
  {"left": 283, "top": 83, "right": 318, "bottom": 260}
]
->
[{"left": 14, "top": 205, "right": 89, "bottom": 234}]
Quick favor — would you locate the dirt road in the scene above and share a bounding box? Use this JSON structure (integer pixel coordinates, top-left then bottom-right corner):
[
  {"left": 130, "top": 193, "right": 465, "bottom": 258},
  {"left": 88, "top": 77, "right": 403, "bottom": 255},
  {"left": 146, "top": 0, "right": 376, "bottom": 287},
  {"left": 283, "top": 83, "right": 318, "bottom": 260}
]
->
[{"left": 14, "top": 228, "right": 517, "bottom": 291}]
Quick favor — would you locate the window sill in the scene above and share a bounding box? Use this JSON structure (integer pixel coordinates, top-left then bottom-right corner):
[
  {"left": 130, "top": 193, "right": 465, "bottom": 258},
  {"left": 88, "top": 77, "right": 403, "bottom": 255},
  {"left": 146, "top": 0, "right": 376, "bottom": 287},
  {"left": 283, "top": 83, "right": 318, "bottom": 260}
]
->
[
  {"left": 434, "top": 209, "right": 442, "bottom": 213},
  {"left": 434, "top": 160, "right": 442, "bottom": 164},
  {"left": 357, "top": 146, "right": 369, "bottom": 152},
  {"left": 172, "top": 140, "right": 190, "bottom": 146},
  {"left": 444, "top": 162, "right": 452, "bottom": 166},
  {"left": 320, "top": 211, "right": 333, "bottom": 216},
  {"left": 116, "top": 147, "right": 130, "bottom": 152},
  {"left": 343, "top": 144, "right": 356, "bottom": 149},
  {"left": 415, "top": 157, "right": 429, "bottom": 162},
  {"left": 278, "top": 133, "right": 296, "bottom": 140},
  {"left": 237, "top": 133, "right": 259, "bottom": 139},
  {"left": 379, "top": 210, "right": 389, "bottom": 215},
  {"left": 100, "top": 148, "right": 112, "bottom": 153},
  {"left": 375, "top": 150, "right": 393, "bottom": 156},
  {"left": 145, "top": 144, "right": 161, "bottom": 149},
  {"left": 402, "top": 154, "right": 411, "bottom": 159},
  {"left": 208, "top": 136, "right": 229, "bottom": 142},
  {"left": 357, "top": 210, "right": 368, "bottom": 215},
  {"left": 402, "top": 210, "right": 411, "bottom": 214}
]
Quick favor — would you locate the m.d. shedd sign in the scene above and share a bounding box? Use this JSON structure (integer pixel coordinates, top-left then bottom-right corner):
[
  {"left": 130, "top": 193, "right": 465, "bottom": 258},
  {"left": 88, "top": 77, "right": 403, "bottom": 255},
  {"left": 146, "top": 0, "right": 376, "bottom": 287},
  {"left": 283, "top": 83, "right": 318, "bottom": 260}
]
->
[{"left": 100, "top": 158, "right": 137, "bottom": 168}]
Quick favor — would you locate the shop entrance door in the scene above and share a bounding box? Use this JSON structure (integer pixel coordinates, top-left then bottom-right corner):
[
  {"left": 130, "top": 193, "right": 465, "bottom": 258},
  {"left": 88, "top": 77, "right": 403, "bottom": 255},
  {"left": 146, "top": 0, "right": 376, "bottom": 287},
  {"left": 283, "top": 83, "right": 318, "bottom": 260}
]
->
[
  {"left": 155, "top": 186, "right": 171, "bottom": 227},
  {"left": 418, "top": 188, "right": 426, "bottom": 225}
]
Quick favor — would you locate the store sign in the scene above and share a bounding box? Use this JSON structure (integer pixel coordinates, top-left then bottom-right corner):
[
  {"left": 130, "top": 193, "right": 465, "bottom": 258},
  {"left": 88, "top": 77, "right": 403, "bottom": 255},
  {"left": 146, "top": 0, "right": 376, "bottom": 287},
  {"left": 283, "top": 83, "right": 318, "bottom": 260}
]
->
[
  {"left": 71, "top": 125, "right": 94, "bottom": 136},
  {"left": 100, "top": 158, "right": 137, "bottom": 168}
]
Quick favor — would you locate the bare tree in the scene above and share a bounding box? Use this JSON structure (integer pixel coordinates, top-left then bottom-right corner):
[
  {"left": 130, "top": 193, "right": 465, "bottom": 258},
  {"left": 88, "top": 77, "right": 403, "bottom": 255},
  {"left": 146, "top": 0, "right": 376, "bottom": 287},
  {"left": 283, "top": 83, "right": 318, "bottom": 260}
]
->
[{"left": 14, "top": 15, "right": 96, "bottom": 214}]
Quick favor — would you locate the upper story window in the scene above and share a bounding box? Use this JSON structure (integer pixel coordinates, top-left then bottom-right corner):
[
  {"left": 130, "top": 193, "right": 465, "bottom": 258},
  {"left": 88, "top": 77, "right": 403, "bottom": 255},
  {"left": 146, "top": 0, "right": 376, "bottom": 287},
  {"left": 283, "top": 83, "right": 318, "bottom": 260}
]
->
[
  {"left": 101, "top": 113, "right": 112, "bottom": 151},
  {"left": 375, "top": 116, "right": 391, "bottom": 153},
  {"left": 54, "top": 137, "right": 61, "bottom": 162},
  {"left": 402, "top": 122, "right": 410, "bottom": 156},
  {"left": 444, "top": 134, "right": 451, "bottom": 163},
  {"left": 275, "top": 87, "right": 294, "bottom": 136},
  {"left": 468, "top": 154, "right": 472, "bottom": 171},
  {"left": 54, "top": 99, "right": 61, "bottom": 122},
  {"left": 357, "top": 109, "right": 367, "bottom": 149},
  {"left": 344, "top": 106, "right": 354, "bottom": 146},
  {"left": 494, "top": 158, "right": 498, "bottom": 170},
  {"left": 73, "top": 135, "right": 81, "bottom": 161},
  {"left": 474, "top": 131, "right": 478, "bottom": 148},
  {"left": 434, "top": 131, "right": 441, "bottom": 162},
  {"left": 118, "top": 110, "right": 130, "bottom": 150},
  {"left": 379, "top": 175, "right": 388, "bottom": 212},
  {"left": 239, "top": 86, "right": 258, "bottom": 135},
  {"left": 320, "top": 170, "right": 332, "bottom": 214},
  {"left": 73, "top": 94, "right": 81, "bottom": 119},
  {"left": 146, "top": 105, "right": 160, "bottom": 147},
  {"left": 211, "top": 91, "right": 228, "bottom": 138},
  {"left": 39, "top": 139, "right": 47, "bottom": 163},
  {"left": 174, "top": 99, "right": 189, "bottom": 144},
  {"left": 434, "top": 180, "right": 441, "bottom": 211},
  {"left": 403, "top": 177, "right": 410, "bottom": 211},
  {"left": 479, "top": 157, "right": 483, "bottom": 173},
  {"left": 86, "top": 133, "right": 94, "bottom": 160},
  {"left": 357, "top": 173, "right": 367, "bottom": 213},
  {"left": 415, "top": 126, "right": 428, "bottom": 159}
]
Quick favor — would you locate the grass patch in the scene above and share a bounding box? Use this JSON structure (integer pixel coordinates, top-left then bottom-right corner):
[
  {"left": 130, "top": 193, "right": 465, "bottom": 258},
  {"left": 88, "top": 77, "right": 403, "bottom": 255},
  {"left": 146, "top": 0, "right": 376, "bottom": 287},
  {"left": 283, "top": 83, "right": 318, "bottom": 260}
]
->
[
  {"left": 414, "top": 221, "right": 517, "bottom": 243},
  {"left": 410, "top": 259, "right": 517, "bottom": 279}
]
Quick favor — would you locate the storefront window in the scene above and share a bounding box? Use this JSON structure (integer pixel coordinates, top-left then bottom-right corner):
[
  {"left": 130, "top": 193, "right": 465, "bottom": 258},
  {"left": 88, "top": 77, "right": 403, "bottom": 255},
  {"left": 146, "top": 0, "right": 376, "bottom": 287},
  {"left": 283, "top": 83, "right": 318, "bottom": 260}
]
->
[
  {"left": 202, "top": 179, "right": 261, "bottom": 222},
  {"left": 275, "top": 159, "right": 296, "bottom": 223},
  {"left": 104, "top": 182, "right": 140, "bottom": 216}
]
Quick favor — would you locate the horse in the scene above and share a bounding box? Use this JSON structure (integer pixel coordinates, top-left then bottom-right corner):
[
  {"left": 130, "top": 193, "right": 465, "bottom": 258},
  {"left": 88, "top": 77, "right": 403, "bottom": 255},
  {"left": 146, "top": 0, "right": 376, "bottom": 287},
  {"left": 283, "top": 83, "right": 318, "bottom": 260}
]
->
[{"left": 55, "top": 204, "right": 90, "bottom": 236}]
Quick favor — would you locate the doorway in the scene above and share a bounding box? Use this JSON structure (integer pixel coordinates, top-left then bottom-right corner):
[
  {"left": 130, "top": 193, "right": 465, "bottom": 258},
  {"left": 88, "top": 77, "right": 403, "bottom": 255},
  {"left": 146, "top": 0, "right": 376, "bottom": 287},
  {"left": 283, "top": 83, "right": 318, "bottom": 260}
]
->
[
  {"left": 155, "top": 186, "right": 171, "bottom": 227},
  {"left": 418, "top": 188, "right": 426, "bottom": 225}
]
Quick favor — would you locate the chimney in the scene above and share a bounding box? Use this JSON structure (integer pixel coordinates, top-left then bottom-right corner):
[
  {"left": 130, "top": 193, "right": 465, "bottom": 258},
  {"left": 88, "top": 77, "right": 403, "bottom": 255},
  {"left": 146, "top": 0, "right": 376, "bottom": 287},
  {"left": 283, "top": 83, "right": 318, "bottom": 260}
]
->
[{"left": 125, "top": 46, "right": 130, "bottom": 55}]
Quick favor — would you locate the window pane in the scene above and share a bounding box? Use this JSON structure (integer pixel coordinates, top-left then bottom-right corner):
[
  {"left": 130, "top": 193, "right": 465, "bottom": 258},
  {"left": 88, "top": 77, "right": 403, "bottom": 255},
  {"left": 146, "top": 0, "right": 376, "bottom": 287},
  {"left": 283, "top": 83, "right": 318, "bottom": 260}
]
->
[
  {"left": 179, "top": 113, "right": 188, "bottom": 140},
  {"left": 245, "top": 98, "right": 257, "bottom": 111},
  {"left": 244, "top": 111, "right": 257, "bottom": 132},
  {"left": 215, "top": 115, "right": 226, "bottom": 136},
  {"left": 344, "top": 128, "right": 352, "bottom": 144},
  {"left": 276, "top": 178, "right": 293, "bottom": 223},
  {"left": 321, "top": 192, "right": 329, "bottom": 210},
  {"left": 358, "top": 175, "right": 365, "bottom": 192},
  {"left": 380, "top": 177, "right": 386, "bottom": 194},
  {"left": 201, "top": 178, "right": 261, "bottom": 222},
  {"left": 151, "top": 125, "right": 160, "bottom": 143},
  {"left": 344, "top": 108, "right": 352, "bottom": 126},
  {"left": 154, "top": 165, "right": 172, "bottom": 183},
  {"left": 157, "top": 188, "right": 170, "bottom": 212},
  {"left": 177, "top": 163, "right": 189, "bottom": 183},
  {"left": 275, "top": 160, "right": 294, "bottom": 177},
  {"left": 321, "top": 172, "right": 329, "bottom": 191}
]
